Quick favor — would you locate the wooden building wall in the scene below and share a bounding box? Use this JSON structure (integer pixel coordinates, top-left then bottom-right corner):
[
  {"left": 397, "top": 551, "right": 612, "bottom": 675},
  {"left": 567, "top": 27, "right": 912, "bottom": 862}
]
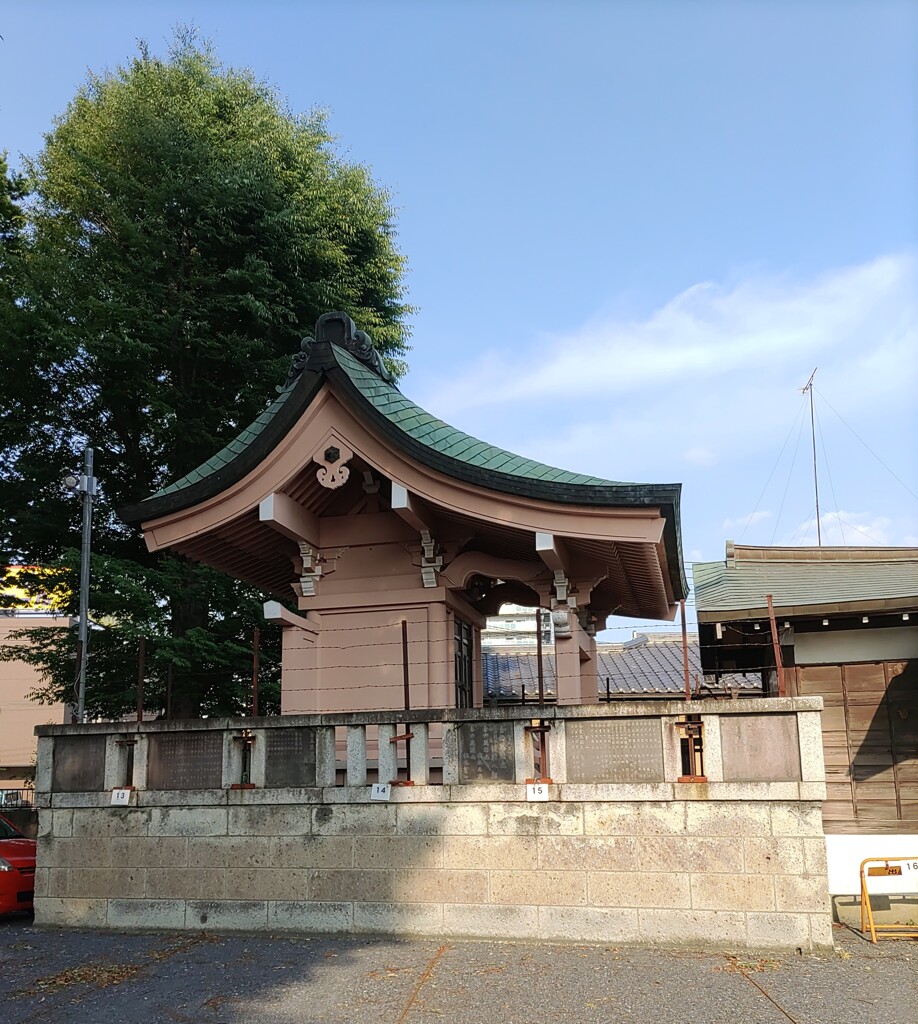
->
[{"left": 791, "top": 660, "right": 918, "bottom": 833}]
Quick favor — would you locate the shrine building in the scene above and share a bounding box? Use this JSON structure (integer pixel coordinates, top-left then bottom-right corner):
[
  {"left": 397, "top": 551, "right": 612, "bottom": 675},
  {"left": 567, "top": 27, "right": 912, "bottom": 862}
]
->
[{"left": 121, "top": 313, "right": 687, "bottom": 714}]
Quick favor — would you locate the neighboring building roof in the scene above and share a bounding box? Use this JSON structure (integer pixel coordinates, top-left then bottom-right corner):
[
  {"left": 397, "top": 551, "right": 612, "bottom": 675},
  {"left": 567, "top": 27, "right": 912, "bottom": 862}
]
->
[
  {"left": 482, "top": 634, "right": 759, "bottom": 699},
  {"left": 120, "top": 313, "right": 687, "bottom": 600},
  {"left": 693, "top": 542, "right": 918, "bottom": 621}
]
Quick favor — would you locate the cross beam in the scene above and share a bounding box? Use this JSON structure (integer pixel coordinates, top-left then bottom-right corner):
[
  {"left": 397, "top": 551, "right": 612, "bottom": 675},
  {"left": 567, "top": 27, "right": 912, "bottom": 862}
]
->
[
  {"left": 535, "top": 532, "right": 571, "bottom": 575},
  {"left": 258, "top": 492, "right": 320, "bottom": 546}
]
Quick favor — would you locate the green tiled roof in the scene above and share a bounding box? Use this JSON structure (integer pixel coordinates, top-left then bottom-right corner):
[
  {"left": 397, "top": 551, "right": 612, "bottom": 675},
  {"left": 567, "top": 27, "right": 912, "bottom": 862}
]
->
[
  {"left": 693, "top": 545, "right": 918, "bottom": 617},
  {"left": 120, "top": 326, "right": 687, "bottom": 601},
  {"left": 155, "top": 342, "right": 630, "bottom": 499},
  {"left": 153, "top": 386, "right": 299, "bottom": 497},
  {"left": 332, "top": 346, "right": 623, "bottom": 486}
]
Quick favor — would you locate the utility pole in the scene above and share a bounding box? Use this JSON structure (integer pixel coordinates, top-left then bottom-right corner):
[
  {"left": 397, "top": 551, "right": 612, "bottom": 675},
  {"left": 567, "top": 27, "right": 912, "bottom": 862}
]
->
[
  {"left": 64, "top": 447, "right": 97, "bottom": 724},
  {"left": 801, "top": 369, "right": 821, "bottom": 546}
]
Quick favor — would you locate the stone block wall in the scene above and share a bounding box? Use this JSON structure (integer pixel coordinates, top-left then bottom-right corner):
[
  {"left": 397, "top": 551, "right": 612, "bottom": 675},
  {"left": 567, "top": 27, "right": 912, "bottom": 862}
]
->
[
  {"left": 35, "top": 785, "right": 833, "bottom": 949},
  {"left": 33, "top": 699, "right": 834, "bottom": 949}
]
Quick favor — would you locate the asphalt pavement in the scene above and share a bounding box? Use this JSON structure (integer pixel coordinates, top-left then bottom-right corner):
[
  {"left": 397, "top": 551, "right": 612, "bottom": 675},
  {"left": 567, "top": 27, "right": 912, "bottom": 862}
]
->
[{"left": 0, "top": 914, "right": 914, "bottom": 1024}]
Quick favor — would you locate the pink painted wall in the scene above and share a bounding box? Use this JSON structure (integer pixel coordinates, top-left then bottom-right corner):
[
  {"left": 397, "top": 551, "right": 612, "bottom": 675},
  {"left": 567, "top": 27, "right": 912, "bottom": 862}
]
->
[{"left": 143, "top": 386, "right": 663, "bottom": 716}]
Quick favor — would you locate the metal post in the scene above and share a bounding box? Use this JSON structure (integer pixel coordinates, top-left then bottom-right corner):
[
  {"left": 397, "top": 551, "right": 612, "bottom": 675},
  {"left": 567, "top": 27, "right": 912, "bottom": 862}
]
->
[
  {"left": 401, "top": 619, "right": 411, "bottom": 779},
  {"left": 766, "top": 594, "right": 786, "bottom": 697},
  {"left": 680, "top": 598, "right": 691, "bottom": 701},
  {"left": 251, "top": 626, "right": 260, "bottom": 717},
  {"left": 802, "top": 368, "right": 821, "bottom": 546},
  {"left": 536, "top": 605, "right": 545, "bottom": 704},
  {"left": 75, "top": 447, "right": 96, "bottom": 724},
  {"left": 135, "top": 637, "right": 146, "bottom": 723}
]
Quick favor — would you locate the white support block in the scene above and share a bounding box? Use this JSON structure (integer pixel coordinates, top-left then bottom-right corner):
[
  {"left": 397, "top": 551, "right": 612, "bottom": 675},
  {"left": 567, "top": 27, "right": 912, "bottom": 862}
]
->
[
  {"left": 548, "top": 721, "right": 567, "bottom": 783},
  {"left": 535, "top": 532, "right": 570, "bottom": 574},
  {"left": 222, "top": 732, "right": 244, "bottom": 789},
  {"left": 34, "top": 737, "right": 54, "bottom": 794},
  {"left": 132, "top": 734, "right": 149, "bottom": 790},
  {"left": 797, "top": 711, "right": 826, "bottom": 783},
  {"left": 315, "top": 726, "right": 338, "bottom": 787},
  {"left": 103, "top": 735, "right": 131, "bottom": 791},
  {"left": 409, "top": 722, "right": 430, "bottom": 786},
  {"left": 700, "top": 715, "right": 724, "bottom": 781},
  {"left": 441, "top": 723, "right": 460, "bottom": 785},
  {"left": 258, "top": 491, "right": 319, "bottom": 545},
  {"left": 377, "top": 724, "right": 399, "bottom": 784},
  {"left": 249, "top": 730, "right": 267, "bottom": 788},
  {"left": 513, "top": 721, "right": 534, "bottom": 783},
  {"left": 660, "top": 717, "right": 682, "bottom": 782},
  {"left": 346, "top": 725, "right": 368, "bottom": 787}
]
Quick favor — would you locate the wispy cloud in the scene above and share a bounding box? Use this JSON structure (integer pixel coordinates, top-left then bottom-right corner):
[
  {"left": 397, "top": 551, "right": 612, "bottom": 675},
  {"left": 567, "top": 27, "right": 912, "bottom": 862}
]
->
[
  {"left": 722, "top": 510, "right": 773, "bottom": 532},
  {"left": 780, "top": 510, "right": 895, "bottom": 547},
  {"left": 411, "top": 253, "right": 918, "bottom": 564},
  {"left": 421, "top": 253, "right": 918, "bottom": 434},
  {"left": 684, "top": 446, "right": 718, "bottom": 467},
  {"left": 414, "top": 253, "right": 916, "bottom": 489}
]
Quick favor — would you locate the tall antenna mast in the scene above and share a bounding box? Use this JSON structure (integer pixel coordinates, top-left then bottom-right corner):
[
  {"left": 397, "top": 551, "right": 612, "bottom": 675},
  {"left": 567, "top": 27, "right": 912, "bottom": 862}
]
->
[{"left": 801, "top": 368, "right": 821, "bottom": 546}]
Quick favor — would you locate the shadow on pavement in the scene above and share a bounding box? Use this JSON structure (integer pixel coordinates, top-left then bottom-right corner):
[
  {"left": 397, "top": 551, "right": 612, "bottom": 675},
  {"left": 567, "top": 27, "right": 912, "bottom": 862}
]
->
[{"left": 0, "top": 916, "right": 915, "bottom": 1024}]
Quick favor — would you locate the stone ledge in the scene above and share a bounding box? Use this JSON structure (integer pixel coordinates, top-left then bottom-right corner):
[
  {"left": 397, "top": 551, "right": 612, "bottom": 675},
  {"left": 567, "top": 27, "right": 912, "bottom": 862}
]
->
[
  {"left": 29, "top": 895, "right": 835, "bottom": 950},
  {"left": 45, "top": 781, "right": 825, "bottom": 807},
  {"left": 35, "top": 696, "right": 823, "bottom": 737}
]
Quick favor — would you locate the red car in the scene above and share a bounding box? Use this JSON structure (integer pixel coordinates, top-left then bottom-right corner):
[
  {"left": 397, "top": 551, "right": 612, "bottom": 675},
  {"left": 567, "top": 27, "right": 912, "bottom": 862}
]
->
[{"left": 0, "top": 814, "right": 36, "bottom": 915}]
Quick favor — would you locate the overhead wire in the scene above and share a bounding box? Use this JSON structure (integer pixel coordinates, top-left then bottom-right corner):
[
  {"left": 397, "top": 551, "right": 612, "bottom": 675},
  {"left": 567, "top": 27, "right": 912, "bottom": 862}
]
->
[
  {"left": 818, "top": 511, "right": 887, "bottom": 546},
  {"left": 814, "top": 403, "right": 845, "bottom": 544},
  {"left": 784, "top": 505, "right": 817, "bottom": 547},
  {"left": 770, "top": 405, "right": 808, "bottom": 544},
  {"left": 740, "top": 396, "right": 808, "bottom": 542},
  {"left": 816, "top": 388, "right": 918, "bottom": 506}
]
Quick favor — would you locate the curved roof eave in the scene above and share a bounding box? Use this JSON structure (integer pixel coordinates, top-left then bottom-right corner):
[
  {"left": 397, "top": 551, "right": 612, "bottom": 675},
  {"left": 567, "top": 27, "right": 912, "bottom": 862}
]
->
[{"left": 119, "top": 340, "right": 688, "bottom": 600}]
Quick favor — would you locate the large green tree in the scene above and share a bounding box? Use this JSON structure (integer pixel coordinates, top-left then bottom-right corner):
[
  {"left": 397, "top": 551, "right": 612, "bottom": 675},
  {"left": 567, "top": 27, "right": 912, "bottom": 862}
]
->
[{"left": 0, "top": 34, "right": 411, "bottom": 718}]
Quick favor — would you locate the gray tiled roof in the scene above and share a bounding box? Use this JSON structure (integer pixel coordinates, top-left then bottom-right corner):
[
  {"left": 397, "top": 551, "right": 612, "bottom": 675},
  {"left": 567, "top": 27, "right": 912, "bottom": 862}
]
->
[{"left": 482, "top": 638, "right": 759, "bottom": 700}]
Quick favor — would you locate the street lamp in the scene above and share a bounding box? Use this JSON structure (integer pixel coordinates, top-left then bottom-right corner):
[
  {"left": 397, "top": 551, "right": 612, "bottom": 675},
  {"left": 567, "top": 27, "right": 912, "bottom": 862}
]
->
[{"left": 64, "top": 447, "right": 97, "bottom": 724}]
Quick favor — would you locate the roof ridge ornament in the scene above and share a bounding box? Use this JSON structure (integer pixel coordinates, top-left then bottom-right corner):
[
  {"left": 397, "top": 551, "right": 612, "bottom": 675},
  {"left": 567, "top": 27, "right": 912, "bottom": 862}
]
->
[
  {"left": 277, "top": 336, "right": 313, "bottom": 392},
  {"left": 277, "top": 311, "right": 396, "bottom": 393}
]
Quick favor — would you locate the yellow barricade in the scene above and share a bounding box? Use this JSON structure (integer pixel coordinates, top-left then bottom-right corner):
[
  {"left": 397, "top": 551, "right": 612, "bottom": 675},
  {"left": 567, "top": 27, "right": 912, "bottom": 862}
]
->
[{"left": 859, "top": 856, "right": 918, "bottom": 943}]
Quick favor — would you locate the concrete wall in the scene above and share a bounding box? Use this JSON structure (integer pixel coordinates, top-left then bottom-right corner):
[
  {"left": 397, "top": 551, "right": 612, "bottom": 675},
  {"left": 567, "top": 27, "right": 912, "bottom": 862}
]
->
[
  {"left": 33, "top": 700, "right": 834, "bottom": 950},
  {"left": 34, "top": 787, "right": 832, "bottom": 950}
]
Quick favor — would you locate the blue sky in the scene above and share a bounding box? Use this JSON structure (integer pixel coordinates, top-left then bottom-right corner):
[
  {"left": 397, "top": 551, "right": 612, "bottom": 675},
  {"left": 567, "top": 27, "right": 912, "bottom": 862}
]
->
[{"left": 2, "top": 1, "right": 916, "bottom": 633}]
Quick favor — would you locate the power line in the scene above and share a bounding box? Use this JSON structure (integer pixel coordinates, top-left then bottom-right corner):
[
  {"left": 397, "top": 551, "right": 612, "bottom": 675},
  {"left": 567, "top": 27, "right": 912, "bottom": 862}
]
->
[
  {"left": 820, "top": 510, "right": 887, "bottom": 546},
  {"left": 785, "top": 505, "right": 817, "bottom": 547},
  {"left": 815, "top": 403, "right": 845, "bottom": 545},
  {"left": 816, "top": 387, "right": 918, "bottom": 506},
  {"left": 801, "top": 369, "right": 821, "bottom": 546},
  {"left": 770, "top": 408, "right": 808, "bottom": 544},
  {"left": 740, "top": 395, "right": 808, "bottom": 542}
]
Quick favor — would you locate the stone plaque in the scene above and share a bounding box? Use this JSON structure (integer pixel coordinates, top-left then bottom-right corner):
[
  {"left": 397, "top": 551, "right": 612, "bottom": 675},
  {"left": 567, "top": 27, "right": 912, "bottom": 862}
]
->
[
  {"left": 147, "top": 732, "right": 223, "bottom": 790},
  {"left": 565, "top": 718, "right": 665, "bottom": 784},
  {"left": 264, "top": 728, "right": 317, "bottom": 788},
  {"left": 458, "top": 721, "right": 516, "bottom": 784},
  {"left": 51, "top": 735, "right": 106, "bottom": 792},
  {"left": 721, "top": 713, "right": 801, "bottom": 782}
]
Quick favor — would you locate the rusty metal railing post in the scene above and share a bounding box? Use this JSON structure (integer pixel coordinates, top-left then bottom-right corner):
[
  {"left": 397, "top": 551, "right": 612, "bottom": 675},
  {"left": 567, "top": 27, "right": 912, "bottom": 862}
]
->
[
  {"left": 680, "top": 599, "right": 691, "bottom": 701},
  {"left": 766, "top": 594, "right": 785, "bottom": 696},
  {"left": 251, "top": 626, "right": 260, "bottom": 717},
  {"left": 135, "top": 637, "right": 145, "bottom": 723}
]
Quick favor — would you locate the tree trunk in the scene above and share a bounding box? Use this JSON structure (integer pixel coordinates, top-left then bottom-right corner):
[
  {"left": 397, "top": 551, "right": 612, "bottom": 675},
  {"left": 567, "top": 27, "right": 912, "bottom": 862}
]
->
[{"left": 167, "top": 558, "right": 210, "bottom": 718}]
